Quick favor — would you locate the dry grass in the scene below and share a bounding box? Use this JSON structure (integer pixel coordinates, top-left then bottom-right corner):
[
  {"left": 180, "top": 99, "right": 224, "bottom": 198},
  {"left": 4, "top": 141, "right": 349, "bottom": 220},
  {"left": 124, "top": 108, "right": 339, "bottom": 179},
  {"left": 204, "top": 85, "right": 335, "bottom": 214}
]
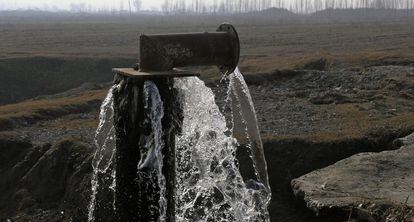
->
[
  {"left": 262, "top": 103, "right": 414, "bottom": 143},
  {"left": 0, "top": 89, "right": 106, "bottom": 130},
  {"left": 0, "top": 90, "right": 105, "bottom": 118},
  {"left": 47, "top": 117, "right": 99, "bottom": 130}
]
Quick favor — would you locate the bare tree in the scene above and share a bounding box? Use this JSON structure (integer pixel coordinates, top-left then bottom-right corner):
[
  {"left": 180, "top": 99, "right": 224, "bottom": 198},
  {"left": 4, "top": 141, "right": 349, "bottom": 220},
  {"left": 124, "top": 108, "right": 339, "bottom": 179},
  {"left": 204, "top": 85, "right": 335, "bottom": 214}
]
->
[
  {"left": 119, "top": 0, "right": 124, "bottom": 12},
  {"left": 162, "top": 0, "right": 170, "bottom": 13},
  {"left": 132, "top": 0, "right": 142, "bottom": 12}
]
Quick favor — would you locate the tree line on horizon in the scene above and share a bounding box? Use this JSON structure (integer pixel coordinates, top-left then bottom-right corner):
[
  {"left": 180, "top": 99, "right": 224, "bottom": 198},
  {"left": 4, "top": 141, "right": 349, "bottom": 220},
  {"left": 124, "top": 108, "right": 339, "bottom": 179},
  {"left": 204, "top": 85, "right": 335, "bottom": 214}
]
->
[
  {"left": 161, "top": 0, "right": 414, "bottom": 14},
  {"left": 1, "top": 0, "right": 413, "bottom": 14}
]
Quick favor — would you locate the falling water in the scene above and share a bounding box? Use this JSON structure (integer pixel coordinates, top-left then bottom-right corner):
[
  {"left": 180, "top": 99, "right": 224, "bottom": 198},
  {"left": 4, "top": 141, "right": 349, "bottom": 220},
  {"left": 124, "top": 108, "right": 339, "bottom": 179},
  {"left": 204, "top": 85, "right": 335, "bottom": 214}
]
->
[
  {"left": 226, "top": 68, "right": 271, "bottom": 198},
  {"left": 174, "top": 70, "right": 270, "bottom": 221},
  {"left": 140, "top": 81, "right": 167, "bottom": 221},
  {"left": 89, "top": 68, "right": 271, "bottom": 221},
  {"left": 88, "top": 85, "right": 117, "bottom": 222}
]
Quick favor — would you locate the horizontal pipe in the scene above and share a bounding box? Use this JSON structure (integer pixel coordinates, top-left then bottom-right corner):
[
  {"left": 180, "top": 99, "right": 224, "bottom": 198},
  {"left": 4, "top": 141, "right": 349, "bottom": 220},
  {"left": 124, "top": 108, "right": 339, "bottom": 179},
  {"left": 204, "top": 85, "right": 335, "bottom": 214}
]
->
[{"left": 139, "top": 24, "right": 239, "bottom": 75}]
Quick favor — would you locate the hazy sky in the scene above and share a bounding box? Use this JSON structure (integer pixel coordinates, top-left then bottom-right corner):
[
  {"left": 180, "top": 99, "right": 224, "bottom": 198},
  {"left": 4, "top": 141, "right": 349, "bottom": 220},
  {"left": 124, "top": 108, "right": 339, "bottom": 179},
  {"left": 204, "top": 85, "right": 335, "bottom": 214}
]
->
[{"left": 0, "top": 0, "right": 165, "bottom": 11}]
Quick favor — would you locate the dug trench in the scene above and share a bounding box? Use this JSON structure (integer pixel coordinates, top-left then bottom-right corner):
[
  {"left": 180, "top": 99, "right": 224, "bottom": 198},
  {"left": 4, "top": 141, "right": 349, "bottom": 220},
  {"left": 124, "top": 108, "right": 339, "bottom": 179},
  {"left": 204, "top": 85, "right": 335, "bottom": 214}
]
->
[
  {"left": 263, "top": 128, "right": 413, "bottom": 221},
  {"left": 1, "top": 123, "right": 411, "bottom": 221}
]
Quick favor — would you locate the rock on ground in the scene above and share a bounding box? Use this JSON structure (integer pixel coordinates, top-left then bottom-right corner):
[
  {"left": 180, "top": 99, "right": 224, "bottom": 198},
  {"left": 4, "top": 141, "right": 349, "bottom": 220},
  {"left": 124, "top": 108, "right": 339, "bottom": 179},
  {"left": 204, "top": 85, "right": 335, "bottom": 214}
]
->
[{"left": 291, "top": 133, "right": 414, "bottom": 222}]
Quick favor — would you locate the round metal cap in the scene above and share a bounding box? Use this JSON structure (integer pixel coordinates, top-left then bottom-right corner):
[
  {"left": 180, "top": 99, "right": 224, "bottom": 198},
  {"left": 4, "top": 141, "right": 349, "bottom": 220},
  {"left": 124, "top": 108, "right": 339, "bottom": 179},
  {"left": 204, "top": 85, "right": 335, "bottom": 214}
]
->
[{"left": 217, "top": 23, "right": 240, "bottom": 75}]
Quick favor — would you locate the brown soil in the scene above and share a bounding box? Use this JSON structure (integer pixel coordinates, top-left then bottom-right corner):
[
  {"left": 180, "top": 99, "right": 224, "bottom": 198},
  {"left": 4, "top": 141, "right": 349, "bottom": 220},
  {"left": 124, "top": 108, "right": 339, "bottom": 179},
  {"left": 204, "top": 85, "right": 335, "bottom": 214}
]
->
[{"left": 0, "top": 64, "right": 413, "bottom": 221}]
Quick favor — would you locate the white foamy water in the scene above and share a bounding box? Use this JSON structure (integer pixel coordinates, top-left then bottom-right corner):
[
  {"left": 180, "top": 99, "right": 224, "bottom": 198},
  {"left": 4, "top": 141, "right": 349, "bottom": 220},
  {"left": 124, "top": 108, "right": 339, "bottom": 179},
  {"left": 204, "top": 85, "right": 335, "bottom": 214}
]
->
[
  {"left": 174, "top": 74, "right": 270, "bottom": 221},
  {"left": 141, "top": 81, "right": 167, "bottom": 221},
  {"left": 88, "top": 82, "right": 169, "bottom": 221},
  {"left": 88, "top": 85, "right": 117, "bottom": 222},
  {"left": 89, "top": 69, "right": 271, "bottom": 221}
]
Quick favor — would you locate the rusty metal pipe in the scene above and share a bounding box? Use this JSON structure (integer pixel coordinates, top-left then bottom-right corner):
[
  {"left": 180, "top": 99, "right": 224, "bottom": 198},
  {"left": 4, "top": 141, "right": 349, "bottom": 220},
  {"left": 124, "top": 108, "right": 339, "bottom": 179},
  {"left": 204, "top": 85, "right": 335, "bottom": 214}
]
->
[{"left": 139, "top": 23, "right": 239, "bottom": 75}]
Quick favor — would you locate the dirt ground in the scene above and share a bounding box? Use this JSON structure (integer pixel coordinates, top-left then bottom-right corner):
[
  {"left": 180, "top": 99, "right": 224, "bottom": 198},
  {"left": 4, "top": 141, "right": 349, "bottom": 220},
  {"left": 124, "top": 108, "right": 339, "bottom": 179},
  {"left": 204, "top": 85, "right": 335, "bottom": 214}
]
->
[
  {"left": 1, "top": 64, "right": 413, "bottom": 221},
  {"left": 1, "top": 12, "right": 414, "bottom": 222},
  {"left": 1, "top": 14, "right": 414, "bottom": 73}
]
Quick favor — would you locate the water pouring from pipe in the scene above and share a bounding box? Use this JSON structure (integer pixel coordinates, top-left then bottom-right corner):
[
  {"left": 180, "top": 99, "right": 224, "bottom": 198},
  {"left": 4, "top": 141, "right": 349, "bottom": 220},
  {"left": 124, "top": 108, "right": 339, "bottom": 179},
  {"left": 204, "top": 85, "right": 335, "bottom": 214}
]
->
[{"left": 88, "top": 23, "right": 271, "bottom": 222}]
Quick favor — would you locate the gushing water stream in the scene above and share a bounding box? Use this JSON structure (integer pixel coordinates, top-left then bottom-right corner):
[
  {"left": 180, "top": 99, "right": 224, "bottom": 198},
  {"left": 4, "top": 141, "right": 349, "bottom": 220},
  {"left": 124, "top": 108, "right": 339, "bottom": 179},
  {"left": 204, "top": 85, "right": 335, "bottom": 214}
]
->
[
  {"left": 88, "top": 69, "right": 271, "bottom": 221},
  {"left": 227, "top": 68, "right": 271, "bottom": 195},
  {"left": 141, "top": 81, "right": 167, "bottom": 221},
  {"left": 88, "top": 85, "right": 116, "bottom": 222}
]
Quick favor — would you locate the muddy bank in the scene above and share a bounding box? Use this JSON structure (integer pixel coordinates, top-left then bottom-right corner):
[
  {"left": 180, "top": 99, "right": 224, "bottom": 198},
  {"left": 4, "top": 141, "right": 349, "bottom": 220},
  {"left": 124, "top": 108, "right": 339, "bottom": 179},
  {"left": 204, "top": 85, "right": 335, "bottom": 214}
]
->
[
  {"left": 2, "top": 124, "right": 410, "bottom": 222},
  {"left": 0, "top": 134, "right": 93, "bottom": 221}
]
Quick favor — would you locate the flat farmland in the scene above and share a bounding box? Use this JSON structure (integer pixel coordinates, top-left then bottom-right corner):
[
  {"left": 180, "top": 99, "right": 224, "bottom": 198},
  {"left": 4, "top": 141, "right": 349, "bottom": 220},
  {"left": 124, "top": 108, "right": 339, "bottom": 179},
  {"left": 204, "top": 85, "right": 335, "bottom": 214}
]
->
[
  {"left": 1, "top": 15, "right": 414, "bottom": 72},
  {"left": 1, "top": 13, "right": 414, "bottom": 222}
]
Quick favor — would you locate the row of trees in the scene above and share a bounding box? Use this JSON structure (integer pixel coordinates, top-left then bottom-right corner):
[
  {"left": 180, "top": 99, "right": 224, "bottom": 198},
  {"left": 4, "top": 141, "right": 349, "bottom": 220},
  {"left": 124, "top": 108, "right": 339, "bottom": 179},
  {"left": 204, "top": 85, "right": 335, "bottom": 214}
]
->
[
  {"left": 292, "top": 0, "right": 414, "bottom": 13},
  {"left": 160, "top": 0, "right": 414, "bottom": 14},
  {"left": 1, "top": 0, "right": 413, "bottom": 14},
  {"left": 162, "top": 0, "right": 274, "bottom": 13}
]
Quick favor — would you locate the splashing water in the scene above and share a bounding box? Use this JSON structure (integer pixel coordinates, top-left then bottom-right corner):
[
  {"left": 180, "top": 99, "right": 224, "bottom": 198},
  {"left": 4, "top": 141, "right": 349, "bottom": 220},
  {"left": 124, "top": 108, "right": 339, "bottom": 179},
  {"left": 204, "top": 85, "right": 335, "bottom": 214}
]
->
[
  {"left": 89, "top": 68, "right": 271, "bottom": 221},
  {"left": 141, "top": 81, "right": 167, "bottom": 221},
  {"left": 88, "top": 85, "right": 117, "bottom": 222},
  {"left": 174, "top": 72, "right": 270, "bottom": 221},
  {"left": 227, "top": 68, "right": 271, "bottom": 219},
  {"left": 226, "top": 68, "right": 271, "bottom": 197}
]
